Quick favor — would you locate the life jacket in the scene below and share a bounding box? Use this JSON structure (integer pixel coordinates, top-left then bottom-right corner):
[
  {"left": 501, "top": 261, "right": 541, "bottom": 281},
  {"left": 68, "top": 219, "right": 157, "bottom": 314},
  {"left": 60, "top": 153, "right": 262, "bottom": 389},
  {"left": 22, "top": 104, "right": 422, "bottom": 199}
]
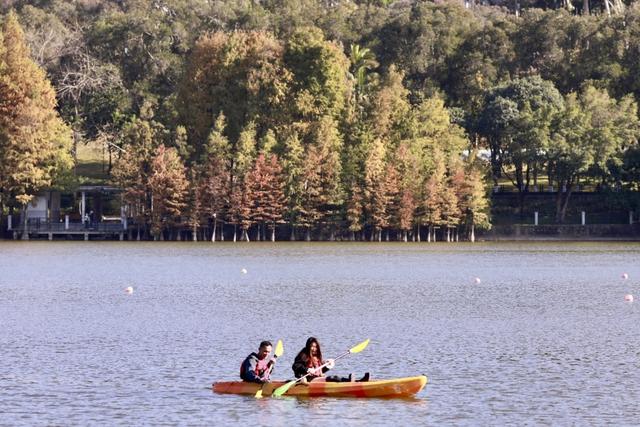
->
[
  {"left": 306, "top": 355, "right": 324, "bottom": 377},
  {"left": 240, "top": 353, "right": 272, "bottom": 381}
]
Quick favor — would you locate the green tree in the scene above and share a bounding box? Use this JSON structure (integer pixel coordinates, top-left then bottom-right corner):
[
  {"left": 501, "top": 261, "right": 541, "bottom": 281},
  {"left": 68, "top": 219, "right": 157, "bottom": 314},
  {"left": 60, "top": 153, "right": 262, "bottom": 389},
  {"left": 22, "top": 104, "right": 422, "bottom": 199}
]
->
[
  {"left": 178, "top": 31, "right": 292, "bottom": 157},
  {"left": 229, "top": 122, "right": 257, "bottom": 241},
  {"left": 349, "top": 43, "right": 378, "bottom": 102},
  {"left": 284, "top": 27, "right": 351, "bottom": 123},
  {"left": 311, "top": 115, "right": 344, "bottom": 238},
  {"left": 199, "top": 113, "right": 232, "bottom": 241},
  {"left": 280, "top": 129, "right": 305, "bottom": 239},
  {"left": 479, "top": 76, "right": 564, "bottom": 213},
  {"left": 550, "top": 85, "right": 639, "bottom": 222}
]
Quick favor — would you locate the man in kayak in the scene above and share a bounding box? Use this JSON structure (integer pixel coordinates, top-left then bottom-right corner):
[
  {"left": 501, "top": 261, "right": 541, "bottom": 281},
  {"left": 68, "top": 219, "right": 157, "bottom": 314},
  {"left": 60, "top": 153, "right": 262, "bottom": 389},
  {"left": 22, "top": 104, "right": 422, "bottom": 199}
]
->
[
  {"left": 292, "top": 337, "right": 369, "bottom": 382},
  {"left": 240, "top": 341, "right": 277, "bottom": 384}
]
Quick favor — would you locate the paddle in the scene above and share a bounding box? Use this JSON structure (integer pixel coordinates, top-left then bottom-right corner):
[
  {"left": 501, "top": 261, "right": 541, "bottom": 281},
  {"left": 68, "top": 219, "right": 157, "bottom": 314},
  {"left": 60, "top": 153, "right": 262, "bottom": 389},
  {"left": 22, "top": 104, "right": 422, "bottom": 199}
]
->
[
  {"left": 254, "top": 339, "right": 283, "bottom": 399},
  {"left": 272, "top": 338, "right": 370, "bottom": 398}
]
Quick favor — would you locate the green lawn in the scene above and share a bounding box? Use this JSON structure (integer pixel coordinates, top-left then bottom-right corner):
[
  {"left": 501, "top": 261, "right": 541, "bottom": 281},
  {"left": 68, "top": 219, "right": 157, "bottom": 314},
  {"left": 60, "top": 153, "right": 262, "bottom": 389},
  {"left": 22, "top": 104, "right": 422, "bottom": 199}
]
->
[{"left": 75, "top": 141, "right": 111, "bottom": 184}]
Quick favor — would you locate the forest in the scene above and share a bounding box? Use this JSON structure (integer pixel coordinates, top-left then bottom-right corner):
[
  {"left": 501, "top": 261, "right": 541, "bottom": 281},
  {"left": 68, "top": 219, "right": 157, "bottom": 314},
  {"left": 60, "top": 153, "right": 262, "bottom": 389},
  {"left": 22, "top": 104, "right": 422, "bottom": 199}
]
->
[{"left": 1, "top": 0, "right": 640, "bottom": 241}]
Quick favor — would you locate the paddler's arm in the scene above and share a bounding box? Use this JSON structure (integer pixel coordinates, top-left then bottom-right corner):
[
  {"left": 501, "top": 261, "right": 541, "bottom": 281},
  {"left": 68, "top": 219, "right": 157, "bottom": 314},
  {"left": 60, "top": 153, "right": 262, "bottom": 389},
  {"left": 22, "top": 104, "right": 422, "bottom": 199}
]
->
[{"left": 321, "top": 358, "right": 335, "bottom": 374}]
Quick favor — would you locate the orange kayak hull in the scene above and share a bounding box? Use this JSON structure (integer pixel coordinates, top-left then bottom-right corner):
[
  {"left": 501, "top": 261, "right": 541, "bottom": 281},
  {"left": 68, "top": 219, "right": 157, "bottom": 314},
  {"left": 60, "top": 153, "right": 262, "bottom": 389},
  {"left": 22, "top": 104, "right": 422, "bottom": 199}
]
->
[{"left": 212, "top": 375, "right": 427, "bottom": 398}]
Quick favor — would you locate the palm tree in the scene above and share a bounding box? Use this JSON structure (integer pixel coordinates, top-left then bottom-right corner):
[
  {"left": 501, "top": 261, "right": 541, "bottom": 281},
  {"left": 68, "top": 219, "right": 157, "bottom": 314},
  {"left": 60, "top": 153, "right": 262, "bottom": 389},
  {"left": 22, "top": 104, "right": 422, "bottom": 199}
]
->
[{"left": 349, "top": 44, "right": 378, "bottom": 101}]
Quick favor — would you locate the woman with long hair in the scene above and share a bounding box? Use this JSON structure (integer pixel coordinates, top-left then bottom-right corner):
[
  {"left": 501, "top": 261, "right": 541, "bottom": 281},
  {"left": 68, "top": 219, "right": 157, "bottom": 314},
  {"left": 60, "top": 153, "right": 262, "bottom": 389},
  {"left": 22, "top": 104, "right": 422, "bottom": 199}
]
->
[{"left": 292, "top": 337, "right": 369, "bottom": 382}]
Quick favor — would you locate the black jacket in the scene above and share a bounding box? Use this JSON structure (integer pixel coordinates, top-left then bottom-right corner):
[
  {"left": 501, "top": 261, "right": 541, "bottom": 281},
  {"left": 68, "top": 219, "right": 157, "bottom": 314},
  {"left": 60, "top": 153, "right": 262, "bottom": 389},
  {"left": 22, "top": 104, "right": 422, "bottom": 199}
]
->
[{"left": 292, "top": 350, "right": 329, "bottom": 378}]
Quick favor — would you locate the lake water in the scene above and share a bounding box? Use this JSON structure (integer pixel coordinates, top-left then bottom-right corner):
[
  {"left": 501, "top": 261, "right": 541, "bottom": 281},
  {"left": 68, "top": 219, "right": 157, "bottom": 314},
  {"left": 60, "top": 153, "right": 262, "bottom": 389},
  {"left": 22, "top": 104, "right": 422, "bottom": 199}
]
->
[{"left": 1, "top": 242, "right": 639, "bottom": 425}]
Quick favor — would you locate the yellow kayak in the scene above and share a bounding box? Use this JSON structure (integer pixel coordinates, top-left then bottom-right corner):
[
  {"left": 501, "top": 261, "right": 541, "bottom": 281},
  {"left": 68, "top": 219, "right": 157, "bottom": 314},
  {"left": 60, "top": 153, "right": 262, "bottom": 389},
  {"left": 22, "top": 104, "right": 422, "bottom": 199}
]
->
[{"left": 213, "top": 375, "right": 427, "bottom": 398}]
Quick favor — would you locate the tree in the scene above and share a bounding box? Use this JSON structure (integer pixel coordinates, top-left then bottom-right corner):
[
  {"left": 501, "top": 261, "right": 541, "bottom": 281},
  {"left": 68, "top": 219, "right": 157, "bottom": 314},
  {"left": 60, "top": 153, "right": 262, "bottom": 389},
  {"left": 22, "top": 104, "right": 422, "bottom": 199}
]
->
[
  {"left": 369, "top": 65, "right": 410, "bottom": 145},
  {"left": 111, "top": 117, "right": 166, "bottom": 239},
  {"left": 364, "top": 137, "right": 389, "bottom": 241},
  {"left": 392, "top": 142, "right": 419, "bottom": 241},
  {"left": 200, "top": 113, "right": 232, "bottom": 241},
  {"left": 280, "top": 129, "right": 305, "bottom": 239},
  {"left": 0, "top": 11, "right": 73, "bottom": 237},
  {"left": 478, "top": 76, "right": 564, "bottom": 214},
  {"left": 178, "top": 31, "right": 292, "bottom": 157},
  {"left": 229, "top": 122, "right": 257, "bottom": 241},
  {"left": 349, "top": 43, "right": 378, "bottom": 102},
  {"left": 297, "top": 115, "right": 344, "bottom": 240},
  {"left": 148, "top": 145, "right": 188, "bottom": 240},
  {"left": 244, "top": 153, "right": 286, "bottom": 241},
  {"left": 284, "top": 27, "right": 351, "bottom": 123},
  {"left": 550, "top": 85, "right": 639, "bottom": 222},
  {"left": 454, "top": 156, "right": 491, "bottom": 242},
  {"left": 421, "top": 148, "right": 446, "bottom": 242},
  {"left": 345, "top": 179, "right": 364, "bottom": 240}
]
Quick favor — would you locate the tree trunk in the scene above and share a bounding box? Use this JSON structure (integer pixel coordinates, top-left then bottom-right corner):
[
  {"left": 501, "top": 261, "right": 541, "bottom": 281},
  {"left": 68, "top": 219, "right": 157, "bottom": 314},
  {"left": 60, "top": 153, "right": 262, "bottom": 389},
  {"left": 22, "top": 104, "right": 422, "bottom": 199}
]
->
[
  {"left": 470, "top": 223, "right": 475, "bottom": 243},
  {"left": 20, "top": 205, "right": 28, "bottom": 240},
  {"left": 555, "top": 179, "right": 574, "bottom": 223},
  {"left": 559, "top": 184, "right": 574, "bottom": 223},
  {"left": 290, "top": 222, "right": 296, "bottom": 241},
  {"left": 515, "top": 161, "right": 526, "bottom": 219},
  {"left": 305, "top": 227, "right": 311, "bottom": 241},
  {"left": 211, "top": 218, "right": 217, "bottom": 242},
  {"left": 233, "top": 224, "right": 237, "bottom": 242},
  {"left": 271, "top": 222, "right": 276, "bottom": 242}
]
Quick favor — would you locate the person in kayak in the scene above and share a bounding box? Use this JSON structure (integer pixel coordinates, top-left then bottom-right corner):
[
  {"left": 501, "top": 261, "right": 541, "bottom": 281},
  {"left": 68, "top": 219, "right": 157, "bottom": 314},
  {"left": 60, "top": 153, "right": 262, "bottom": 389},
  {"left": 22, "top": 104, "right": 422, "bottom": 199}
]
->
[
  {"left": 240, "top": 340, "right": 276, "bottom": 384},
  {"left": 292, "top": 337, "right": 370, "bottom": 382}
]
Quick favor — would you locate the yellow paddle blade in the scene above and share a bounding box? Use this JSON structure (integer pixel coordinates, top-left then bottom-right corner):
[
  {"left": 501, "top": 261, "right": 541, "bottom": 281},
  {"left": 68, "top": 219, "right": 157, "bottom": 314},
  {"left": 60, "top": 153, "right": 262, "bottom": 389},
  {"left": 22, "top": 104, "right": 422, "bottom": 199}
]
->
[
  {"left": 255, "top": 388, "right": 264, "bottom": 399},
  {"left": 349, "top": 338, "right": 370, "bottom": 354},
  {"left": 275, "top": 339, "right": 284, "bottom": 358}
]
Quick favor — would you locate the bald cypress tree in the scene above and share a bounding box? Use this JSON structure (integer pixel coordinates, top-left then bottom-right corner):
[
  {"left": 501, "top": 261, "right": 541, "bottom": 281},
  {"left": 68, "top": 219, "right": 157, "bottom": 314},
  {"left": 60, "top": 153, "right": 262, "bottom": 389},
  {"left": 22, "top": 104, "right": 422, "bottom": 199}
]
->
[
  {"left": 0, "top": 11, "right": 72, "bottom": 238},
  {"left": 148, "top": 145, "right": 188, "bottom": 240}
]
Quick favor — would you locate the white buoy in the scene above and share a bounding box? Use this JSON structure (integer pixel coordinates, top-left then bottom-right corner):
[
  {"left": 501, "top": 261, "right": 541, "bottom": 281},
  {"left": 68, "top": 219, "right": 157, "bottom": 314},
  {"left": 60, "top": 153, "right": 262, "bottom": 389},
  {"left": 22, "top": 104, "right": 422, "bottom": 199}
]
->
[
  {"left": 241, "top": 268, "right": 247, "bottom": 274},
  {"left": 624, "top": 294, "right": 634, "bottom": 302},
  {"left": 125, "top": 286, "right": 134, "bottom": 294},
  {"left": 622, "top": 273, "right": 629, "bottom": 280},
  {"left": 474, "top": 277, "right": 481, "bottom": 284}
]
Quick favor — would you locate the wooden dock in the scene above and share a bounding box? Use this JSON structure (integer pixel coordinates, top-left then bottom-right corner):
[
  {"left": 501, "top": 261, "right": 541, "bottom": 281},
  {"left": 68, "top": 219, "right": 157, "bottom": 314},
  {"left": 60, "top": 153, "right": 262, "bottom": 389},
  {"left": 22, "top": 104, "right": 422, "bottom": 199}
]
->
[{"left": 8, "top": 216, "right": 127, "bottom": 240}]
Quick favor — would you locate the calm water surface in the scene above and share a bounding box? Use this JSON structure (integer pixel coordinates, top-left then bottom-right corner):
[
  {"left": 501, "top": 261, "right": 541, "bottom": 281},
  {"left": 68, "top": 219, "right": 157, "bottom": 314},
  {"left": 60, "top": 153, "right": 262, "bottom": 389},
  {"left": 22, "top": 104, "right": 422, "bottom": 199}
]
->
[{"left": 1, "top": 242, "right": 640, "bottom": 425}]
